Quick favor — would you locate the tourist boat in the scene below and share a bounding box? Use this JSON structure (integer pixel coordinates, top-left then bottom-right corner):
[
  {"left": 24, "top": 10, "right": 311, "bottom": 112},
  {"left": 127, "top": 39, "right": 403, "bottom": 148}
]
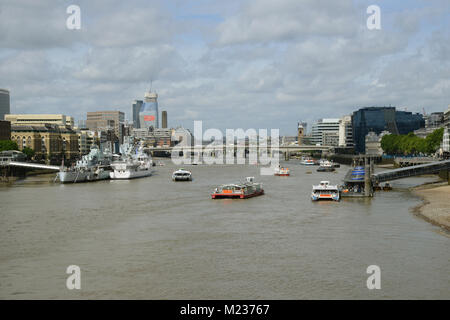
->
[
  {"left": 110, "top": 143, "right": 153, "bottom": 180},
  {"left": 172, "top": 168, "right": 192, "bottom": 181},
  {"left": 211, "top": 177, "right": 264, "bottom": 199},
  {"left": 300, "top": 156, "right": 315, "bottom": 165},
  {"left": 274, "top": 166, "right": 290, "bottom": 176},
  {"left": 317, "top": 160, "right": 335, "bottom": 172},
  {"left": 56, "top": 145, "right": 112, "bottom": 183},
  {"left": 311, "top": 181, "right": 340, "bottom": 201}
]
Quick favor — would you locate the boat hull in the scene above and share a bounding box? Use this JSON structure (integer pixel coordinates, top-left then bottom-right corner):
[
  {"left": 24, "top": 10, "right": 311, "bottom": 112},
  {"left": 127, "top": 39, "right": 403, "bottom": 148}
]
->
[
  {"left": 57, "top": 170, "right": 110, "bottom": 183},
  {"left": 110, "top": 169, "right": 153, "bottom": 179},
  {"left": 274, "top": 173, "right": 290, "bottom": 176},
  {"left": 212, "top": 189, "right": 264, "bottom": 199},
  {"left": 311, "top": 194, "right": 340, "bottom": 201}
]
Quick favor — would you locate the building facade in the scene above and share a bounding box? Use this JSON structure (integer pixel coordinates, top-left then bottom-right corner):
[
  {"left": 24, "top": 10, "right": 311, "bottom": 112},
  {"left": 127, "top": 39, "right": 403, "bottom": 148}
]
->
[
  {"left": 132, "top": 100, "right": 143, "bottom": 129},
  {"left": 297, "top": 122, "right": 307, "bottom": 145},
  {"left": 139, "top": 91, "right": 159, "bottom": 131},
  {"left": 86, "top": 111, "right": 125, "bottom": 143},
  {"left": 5, "top": 114, "right": 73, "bottom": 128},
  {"left": 311, "top": 119, "right": 340, "bottom": 146},
  {"left": 10, "top": 124, "right": 79, "bottom": 163},
  {"left": 162, "top": 111, "right": 168, "bottom": 129},
  {"left": 0, "top": 120, "right": 11, "bottom": 140},
  {"left": 352, "top": 107, "right": 424, "bottom": 153},
  {"left": 338, "top": 115, "right": 353, "bottom": 147},
  {"left": 0, "top": 89, "right": 10, "bottom": 120}
]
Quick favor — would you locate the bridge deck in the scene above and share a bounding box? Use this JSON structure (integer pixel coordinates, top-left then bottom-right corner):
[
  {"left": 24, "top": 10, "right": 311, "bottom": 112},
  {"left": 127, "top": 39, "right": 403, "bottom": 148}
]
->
[
  {"left": 372, "top": 160, "right": 450, "bottom": 183},
  {"left": 1, "top": 161, "right": 61, "bottom": 171}
]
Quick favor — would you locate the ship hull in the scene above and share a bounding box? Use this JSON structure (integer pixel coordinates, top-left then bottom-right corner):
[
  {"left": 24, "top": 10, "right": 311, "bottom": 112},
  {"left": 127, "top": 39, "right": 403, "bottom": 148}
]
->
[
  {"left": 110, "top": 169, "right": 153, "bottom": 180},
  {"left": 212, "top": 189, "right": 264, "bottom": 199},
  {"left": 58, "top": 170, "right": 110, "bottom": 183}
]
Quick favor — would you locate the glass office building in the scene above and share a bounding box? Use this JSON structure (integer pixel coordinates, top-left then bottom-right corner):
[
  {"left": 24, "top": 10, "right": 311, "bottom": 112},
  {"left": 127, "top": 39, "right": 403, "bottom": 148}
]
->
[
  {"left": 139, "top": 91, "right": 158, "bottom": 131},
  {"left": 132, "top": 100, "right": 143, "bottom": 129},
  {"left": 352, "top": 107, "right": 424, "bottom": 153},
  {"left": 0, "top": 89, "right": 10, "bottom": 120}
]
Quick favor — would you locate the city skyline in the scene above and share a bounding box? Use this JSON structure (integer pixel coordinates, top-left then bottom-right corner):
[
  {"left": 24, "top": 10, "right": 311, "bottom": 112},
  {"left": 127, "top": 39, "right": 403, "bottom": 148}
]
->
[{"left": 0, "top": 0, "right": 449, "bottom": 135}]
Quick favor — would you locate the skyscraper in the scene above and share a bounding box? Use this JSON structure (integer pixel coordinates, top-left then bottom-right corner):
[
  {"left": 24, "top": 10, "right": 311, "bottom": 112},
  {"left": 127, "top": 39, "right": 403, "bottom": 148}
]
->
[
  {"left": 0, "top": 89, "right": 10, "bottom": 120},
  {"left": 132, "top": 100, "right": 143, "bottom": 129},
  {"left": 162, "top": 111, "right": 168, "bottom": 128},
  {"left": 139, "top": 90, "right": 158, "bottom": 131}
]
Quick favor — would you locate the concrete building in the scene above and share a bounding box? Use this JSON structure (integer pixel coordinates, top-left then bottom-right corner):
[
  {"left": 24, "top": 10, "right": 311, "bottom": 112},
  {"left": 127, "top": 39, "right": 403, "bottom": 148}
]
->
[
  {"left": 338, "top": 115, "right": 353, "bottom": 147},
  {"left": 10, "top": 124, "right": 79, "bottom": 163},
  {"left": 86, "top": 111, "right": 125, "bottom": 143},
  {"left": 5, "top": 114, "right": 73, "bottom": 128},
  {"left": 0, "top": 89, "right": 10, "bottom": 120},
  {"left": 0, "top": 120, "right": 11, "bottom": 140},
  {"left": 365, "top": 131, "right": 389, "bottom": 156},
  {"left": 297, "top": 122, "right": 306, "bottom": 145},
  {"left": 444, "top": 105, "right": 450, "bottom": 129},
  {"left": 311, "top": 118, "right": 340, "bottom": 146},
  {"left": 162, "top": 111, "right": 168, "bottom": 129},
  {"left": 132, "top": 127, "right": 172, "bottom": 147}
]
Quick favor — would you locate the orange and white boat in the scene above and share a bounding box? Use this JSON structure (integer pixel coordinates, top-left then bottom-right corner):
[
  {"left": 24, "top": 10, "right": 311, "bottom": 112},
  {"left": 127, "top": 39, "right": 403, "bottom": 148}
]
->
[
  {"left": 274, "top": 166, "right": 290, "bottom": 176},
  {"left": 311, "top": 181, "right": 340, "bottom": 201},
  {"left": 211, "top": 177, "right": 264, "bottom": 199}
]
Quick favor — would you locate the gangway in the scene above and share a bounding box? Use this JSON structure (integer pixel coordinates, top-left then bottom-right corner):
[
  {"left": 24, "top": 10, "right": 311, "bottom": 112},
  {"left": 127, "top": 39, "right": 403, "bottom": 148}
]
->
[{"left": 372, "top": 160, "right": 450, "bottom": 183}]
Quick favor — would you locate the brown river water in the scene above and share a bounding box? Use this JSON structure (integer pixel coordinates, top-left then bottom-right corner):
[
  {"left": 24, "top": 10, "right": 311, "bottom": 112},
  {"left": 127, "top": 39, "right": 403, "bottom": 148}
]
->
[{"left": 0, "top": 161, "right": 448, "bottom": 299}]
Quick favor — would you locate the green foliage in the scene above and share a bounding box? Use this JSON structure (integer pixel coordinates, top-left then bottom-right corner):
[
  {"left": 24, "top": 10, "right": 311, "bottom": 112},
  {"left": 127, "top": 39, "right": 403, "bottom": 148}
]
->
[
  {"left": 0, "top": 140, "right": 19, "bottom": 152},
  {"left": 22, "top": 147, "right": 35, "bottom": 160},
  {"left": 381, "top": 128, "right": 444, "bottom": 155}
]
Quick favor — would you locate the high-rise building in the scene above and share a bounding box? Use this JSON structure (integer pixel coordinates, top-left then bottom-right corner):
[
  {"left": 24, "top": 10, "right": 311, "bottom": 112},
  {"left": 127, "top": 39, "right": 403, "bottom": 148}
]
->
[
  {"left": 132, "top": 100, "right": 143, "bottom": 129},
  {"left": 0, "top": 120, "right": 11, "bottom": 140},
  {"left": 338, "top": 115, "right": 353, "bottom": 147},
  {"left": 352, "top": 107, "right": 424, "bottom": 153},
  {"left": 311, "top": 119, "right": 340, "bottom": 146},
  {"left": 86, "top": 111, "right": 125, "bottom": 143},
  {"left": 139, "top": 90, "right": 159, "bottom": 131},
  {"left": 0, "top": 89, "right": 10, "bottom": 120},
  {"left": 162, "top": 111, "right": 168, "bottom": 128},
  {"left": 444, "top": 105, "right": 450, "bottom": 129}
]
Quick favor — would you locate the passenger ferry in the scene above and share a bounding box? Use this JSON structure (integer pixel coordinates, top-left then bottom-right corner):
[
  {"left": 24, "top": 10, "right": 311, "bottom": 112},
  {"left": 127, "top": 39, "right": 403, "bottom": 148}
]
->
[
  {"left": 211, "top": 177, "right": 264, "bottom": 199},
  {"left": 317, "top": 160, "right": 335, "bottom": 172},
  {"left": 311, "top": 181, "right": 340, "bottom": 201},
  {"left": 274, "top": 166, "right": 290, "bottom": 176},
  {"left": 300, "top": 157, "right": 315, "bottom": 165},
  {"left": 172, "top": 168, "right": 192, "bottom": 181}
]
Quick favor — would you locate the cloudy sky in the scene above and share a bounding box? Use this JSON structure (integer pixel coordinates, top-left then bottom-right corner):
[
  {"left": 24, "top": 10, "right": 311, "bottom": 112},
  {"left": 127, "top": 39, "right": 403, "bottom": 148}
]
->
[{"left": 0, "top": 0, "right": 449, "bottom": 134}]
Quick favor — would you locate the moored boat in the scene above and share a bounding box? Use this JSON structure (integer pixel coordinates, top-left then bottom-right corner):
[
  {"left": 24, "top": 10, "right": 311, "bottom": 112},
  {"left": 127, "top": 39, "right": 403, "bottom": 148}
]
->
[
  {"left": 110, "top": 142, "right": 153, "bottom": 180},
  {"left": 317, "top": 160, "right": 335, "bottom": 172},
  {"left": 300, "top": 157, "right": 315, "bottom": 165},
  {"left": 274, "top": 166, "right": 290, "bottom": 176},
  {"left": 211, "top": 177, "right": 264, "bottom": 199},
  {"left": 311, "top": 181, "right": 340, "bottom": 201}
]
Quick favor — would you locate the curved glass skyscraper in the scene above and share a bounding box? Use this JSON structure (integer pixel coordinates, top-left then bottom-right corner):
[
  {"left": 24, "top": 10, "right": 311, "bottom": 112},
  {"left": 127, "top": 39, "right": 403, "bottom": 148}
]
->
[{"left": 139, "top": 91, "right": 158, "bottom": 130}]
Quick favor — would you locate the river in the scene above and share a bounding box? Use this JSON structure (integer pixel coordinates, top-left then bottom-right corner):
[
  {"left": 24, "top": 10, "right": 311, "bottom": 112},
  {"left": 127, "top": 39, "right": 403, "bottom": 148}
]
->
[{"left": 0, "top": 161, "right": 448, "bottom": 299}]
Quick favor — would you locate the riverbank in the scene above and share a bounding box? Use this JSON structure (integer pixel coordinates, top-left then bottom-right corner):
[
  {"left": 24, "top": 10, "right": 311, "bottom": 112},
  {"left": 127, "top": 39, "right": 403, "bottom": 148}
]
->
[{"left": 412, "top": 182, "right": 450, "bottom": 232}]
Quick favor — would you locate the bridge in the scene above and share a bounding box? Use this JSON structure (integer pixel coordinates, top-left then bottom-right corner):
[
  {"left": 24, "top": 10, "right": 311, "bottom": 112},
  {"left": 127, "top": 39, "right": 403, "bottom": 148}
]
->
[
  {"left": 0, "top": 161, "right": 61, "bottom": 171},
  {"left": 372, "top": 160, "right": 450, "bottom": 183}
]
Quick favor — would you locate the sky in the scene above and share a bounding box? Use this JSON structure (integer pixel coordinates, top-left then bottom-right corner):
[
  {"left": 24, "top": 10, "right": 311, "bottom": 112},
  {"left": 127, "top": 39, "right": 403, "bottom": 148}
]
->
[{"left": 0, "top": 0, "right": 449, "bottom": 135}]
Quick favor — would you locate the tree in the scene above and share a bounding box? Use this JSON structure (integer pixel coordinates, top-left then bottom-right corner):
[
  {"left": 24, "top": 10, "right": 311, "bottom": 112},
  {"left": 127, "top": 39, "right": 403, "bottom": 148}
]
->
[
  {"left": 22, "top": 147, "right": 35, "bottom": 160},
  {"left": 0, "top": 140, "right": 19, "bottom": 152},
  {"left": 381, "top": 128, "right": 444, "bottom": 156}
]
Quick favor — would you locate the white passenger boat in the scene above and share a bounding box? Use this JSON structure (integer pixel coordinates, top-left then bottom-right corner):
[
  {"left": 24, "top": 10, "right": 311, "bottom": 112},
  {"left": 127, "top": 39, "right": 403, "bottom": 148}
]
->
[
  {"left": 172, "top": 168, "right": 192, "bottom": 181},
  {"left": 274, "top": 166, "right": 290, "bottom": 176},
  {"left": 300, "top": 157, "right": 315, "bottom": 165},
  {"left": 311, "top": 181, "right": 340, "bottom": 201},
  {"left": 317, "top": 159, "right": 335, "bottom": 172},
  {"left": 110, "top": 143, "right": 153, "bottom": 180}
]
